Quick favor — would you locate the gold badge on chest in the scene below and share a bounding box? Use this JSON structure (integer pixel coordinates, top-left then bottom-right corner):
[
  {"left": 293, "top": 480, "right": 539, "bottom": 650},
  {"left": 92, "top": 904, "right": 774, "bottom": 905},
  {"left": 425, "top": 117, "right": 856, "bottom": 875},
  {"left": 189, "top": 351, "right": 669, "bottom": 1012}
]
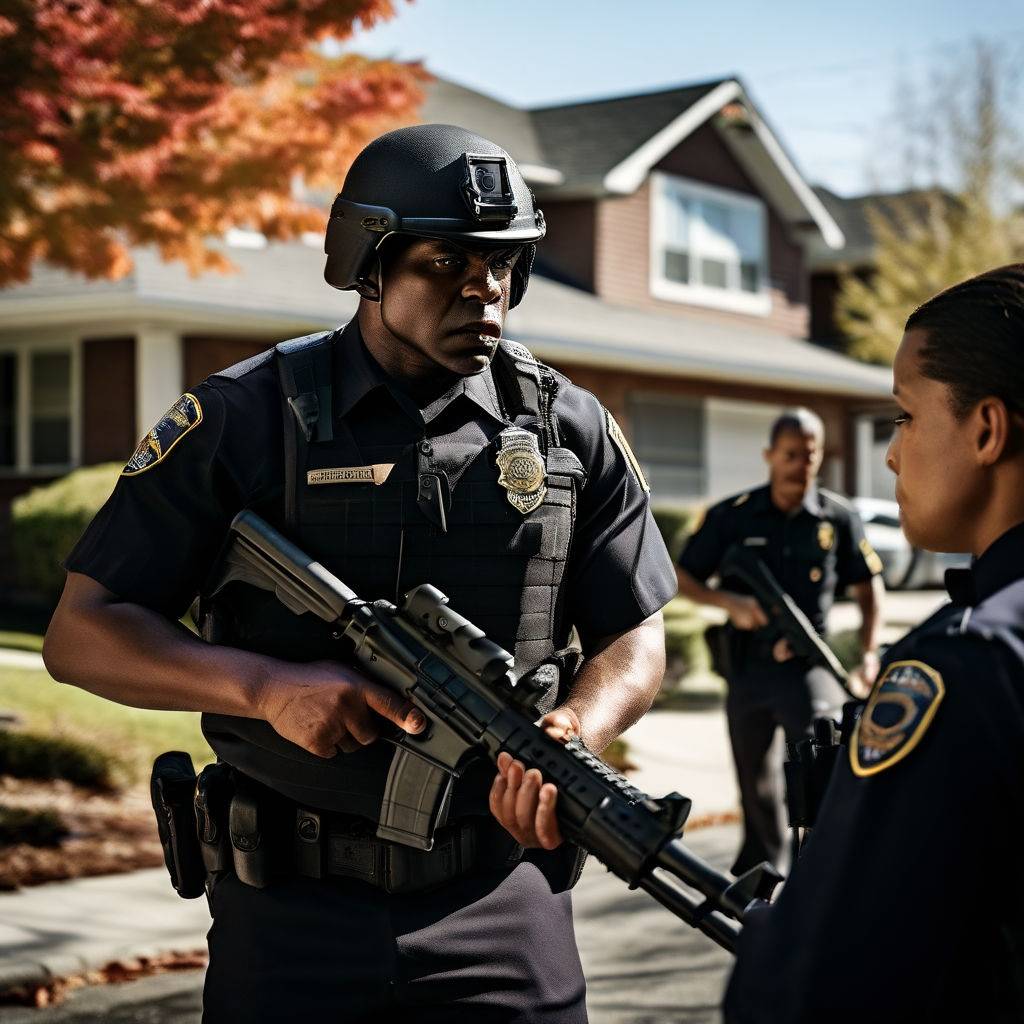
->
[
  {"left": 495, "top": 428, "right": 547, "bottom": 515},
  {"left": 818, "top": 521, "right": 835, "bottom": 551}
]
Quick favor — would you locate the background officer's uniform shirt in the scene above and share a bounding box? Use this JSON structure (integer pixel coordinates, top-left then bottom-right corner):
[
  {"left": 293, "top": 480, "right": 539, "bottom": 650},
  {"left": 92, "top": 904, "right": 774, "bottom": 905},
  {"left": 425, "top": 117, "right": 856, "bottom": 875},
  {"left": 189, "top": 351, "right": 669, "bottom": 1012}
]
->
[
  {"left": 678, "top": 483, "right": 878, "bottom": 639},
  {"left": 67, "top": 325, "right": 676, "bottom": 654},
  {"left": 724, "top": 522, "right": 1024, "bottom": 1023}
]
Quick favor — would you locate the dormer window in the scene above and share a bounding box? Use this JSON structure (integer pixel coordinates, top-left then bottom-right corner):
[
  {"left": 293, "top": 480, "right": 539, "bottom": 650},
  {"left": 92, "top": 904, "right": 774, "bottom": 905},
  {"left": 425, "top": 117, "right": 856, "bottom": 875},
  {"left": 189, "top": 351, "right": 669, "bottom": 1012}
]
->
[{"left": 650, "top": 172, "right": 770, "bottom": 315}]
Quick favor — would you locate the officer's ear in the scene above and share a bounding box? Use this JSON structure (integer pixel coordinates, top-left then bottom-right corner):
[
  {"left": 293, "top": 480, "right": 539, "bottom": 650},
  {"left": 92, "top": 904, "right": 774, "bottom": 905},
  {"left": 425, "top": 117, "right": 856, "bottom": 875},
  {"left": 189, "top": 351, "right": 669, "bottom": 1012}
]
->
[
  {"left": 354, "top": 276, "right": 381, "bottom": 302},
  {"left": 354, "top": 257, "right": 382, "bottom": 302},
  {"left": 973, "top": 396, "right": 1013, "bottom": 466}
]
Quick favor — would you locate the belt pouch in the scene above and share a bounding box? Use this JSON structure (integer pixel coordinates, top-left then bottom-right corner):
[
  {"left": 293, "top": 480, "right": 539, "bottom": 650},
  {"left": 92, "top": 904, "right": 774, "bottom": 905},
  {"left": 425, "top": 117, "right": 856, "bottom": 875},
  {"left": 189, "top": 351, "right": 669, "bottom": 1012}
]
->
[
  {"left": 229, "top": 777, "right": 275, "bottom": 889},
  {"left": 150, "top": 751, "right": 206, "bottom": 899},
  {"left": 195, "top": 762, "right": 234, "bottom": 873}
]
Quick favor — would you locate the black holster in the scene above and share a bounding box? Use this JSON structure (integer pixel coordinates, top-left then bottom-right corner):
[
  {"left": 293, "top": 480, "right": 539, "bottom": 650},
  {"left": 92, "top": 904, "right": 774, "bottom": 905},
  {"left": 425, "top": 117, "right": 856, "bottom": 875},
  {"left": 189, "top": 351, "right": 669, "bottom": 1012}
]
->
[{"left": 150, "top": 751, "right": 206, "bottom": 899}]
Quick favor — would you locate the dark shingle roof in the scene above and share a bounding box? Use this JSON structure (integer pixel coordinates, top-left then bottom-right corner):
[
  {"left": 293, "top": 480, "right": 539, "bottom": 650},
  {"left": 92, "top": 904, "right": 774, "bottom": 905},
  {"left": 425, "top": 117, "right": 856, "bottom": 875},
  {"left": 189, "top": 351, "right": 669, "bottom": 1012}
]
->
[
  {"left": 420, "top": 78, "right": 551, "bottom": 170},
  {"left": 530, "top": 79, "right": 729, "bottom": 191},
  {"left": 811, "top": 186, "right": 957, "bottom": 267}
]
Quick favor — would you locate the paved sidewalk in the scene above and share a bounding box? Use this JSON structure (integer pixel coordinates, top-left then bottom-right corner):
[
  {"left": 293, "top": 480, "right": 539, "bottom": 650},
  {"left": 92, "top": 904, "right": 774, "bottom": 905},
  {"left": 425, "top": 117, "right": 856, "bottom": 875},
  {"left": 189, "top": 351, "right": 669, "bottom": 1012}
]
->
[
  {"left": 0, "top": 869, "right": 211, "bottom": 993},
  {"left": 0, "top": 649, "right": 45, "bottom": 672}
]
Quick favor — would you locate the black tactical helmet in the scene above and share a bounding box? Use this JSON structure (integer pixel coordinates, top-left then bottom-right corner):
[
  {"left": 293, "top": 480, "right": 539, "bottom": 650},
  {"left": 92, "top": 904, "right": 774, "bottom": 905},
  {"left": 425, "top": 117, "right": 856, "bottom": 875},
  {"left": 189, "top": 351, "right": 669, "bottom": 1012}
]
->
[{"left": 324, "top": 124, "right": 546, "bottom": 308}]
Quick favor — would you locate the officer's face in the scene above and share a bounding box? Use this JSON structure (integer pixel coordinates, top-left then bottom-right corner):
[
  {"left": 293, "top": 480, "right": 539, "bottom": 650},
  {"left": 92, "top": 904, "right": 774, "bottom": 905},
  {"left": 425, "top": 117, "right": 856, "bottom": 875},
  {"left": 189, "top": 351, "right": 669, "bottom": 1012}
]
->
[
  {"left": 887, "top": 329, "right": 988, "bottom": 552},
  {"left": 764, "top": 430, "right": 823, "bottom": 502},
  {"left": 374, "top": 238, "right": 521, "bottom": 378}
]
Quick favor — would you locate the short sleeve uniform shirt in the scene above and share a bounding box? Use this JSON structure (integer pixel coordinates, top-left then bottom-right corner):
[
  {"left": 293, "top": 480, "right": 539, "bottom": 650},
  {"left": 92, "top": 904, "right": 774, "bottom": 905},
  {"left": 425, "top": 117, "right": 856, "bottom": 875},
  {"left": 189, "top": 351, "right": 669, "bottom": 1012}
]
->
[
  {"left": 677, "top": 483, "right": 880, "bottom": 638},
  {"left": 67, "top": 324, "right": 677, "bottom": 651}
]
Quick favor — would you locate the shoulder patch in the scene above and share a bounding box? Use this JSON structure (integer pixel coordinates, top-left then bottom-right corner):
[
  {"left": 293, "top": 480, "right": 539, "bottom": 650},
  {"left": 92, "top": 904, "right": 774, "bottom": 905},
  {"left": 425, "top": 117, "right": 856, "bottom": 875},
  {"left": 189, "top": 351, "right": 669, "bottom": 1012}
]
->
[
  {"left": 605, "top": 409, "right": 649, "bottom": 492},
  {"left": 859, "top": 537, "right": 884, "bottom": 575},
  {"left": 732, "top": 492, "right": 750, "bottom": 507},
  {"left": 851, "top": 659, "right": 945, "bottom": 777},
  {"left": 123, "top": 393, "right": 203, "bottom": 476}
]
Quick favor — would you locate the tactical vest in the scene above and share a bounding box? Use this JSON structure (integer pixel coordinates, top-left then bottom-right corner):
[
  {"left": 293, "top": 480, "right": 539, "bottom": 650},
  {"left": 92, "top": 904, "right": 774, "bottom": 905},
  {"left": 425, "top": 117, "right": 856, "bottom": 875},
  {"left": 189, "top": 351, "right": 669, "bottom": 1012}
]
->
[{"left": 200, "top": 328, "right": 585, "bottom": 823}]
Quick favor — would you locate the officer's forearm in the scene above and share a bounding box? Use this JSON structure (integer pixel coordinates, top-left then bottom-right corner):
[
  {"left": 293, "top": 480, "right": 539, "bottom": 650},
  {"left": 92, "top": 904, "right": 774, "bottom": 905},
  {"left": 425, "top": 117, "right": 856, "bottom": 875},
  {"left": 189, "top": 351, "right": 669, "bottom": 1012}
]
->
[
  {"left": 44, "top": 571, "right": 272, "bottom": 719},
  {"left": 560, "top": 612, "right": 665, "bottom": 754},
  {"left": 853, "top": 576, "right": 884, "bottom": 653},
  {"left": 676, "top": 566, "right": 735, "bottom": 612}
]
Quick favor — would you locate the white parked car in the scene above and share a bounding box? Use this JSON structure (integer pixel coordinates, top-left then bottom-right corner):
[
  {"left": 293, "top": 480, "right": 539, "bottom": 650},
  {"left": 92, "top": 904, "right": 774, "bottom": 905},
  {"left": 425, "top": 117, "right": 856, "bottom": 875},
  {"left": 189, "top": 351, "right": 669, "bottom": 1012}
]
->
[{"left": 852, "top": 497, "right": 968, "bottom": 590}]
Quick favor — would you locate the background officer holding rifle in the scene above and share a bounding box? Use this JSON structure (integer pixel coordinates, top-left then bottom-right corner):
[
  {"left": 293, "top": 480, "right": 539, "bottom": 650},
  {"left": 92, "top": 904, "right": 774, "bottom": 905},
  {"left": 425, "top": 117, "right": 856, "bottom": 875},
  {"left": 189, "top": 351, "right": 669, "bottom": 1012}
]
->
[
  {"left": 676, "top": 409, "right": 884, "bottom": 874},
  {"left": 42, "top": 125, "right": 677, "bottom": 1022}
]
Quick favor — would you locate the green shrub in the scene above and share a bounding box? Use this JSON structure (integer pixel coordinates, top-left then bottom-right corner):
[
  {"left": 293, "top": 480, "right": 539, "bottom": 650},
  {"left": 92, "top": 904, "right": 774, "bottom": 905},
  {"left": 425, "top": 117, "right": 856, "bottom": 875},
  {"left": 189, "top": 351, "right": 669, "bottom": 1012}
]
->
[
  {"left": 664, "top": 615, "right": 712, "bottom": 680},
  {"left": 0, "top": 730, "right": 118, "bottom": 791},
  {"left": 826, "top": 628, "right": 862, "bottom": 671},
  {"left": 0, "top": 805, "right": 69, "bottom": 847},
  {"left": 10, "top": 463, "right": 121, "bottom": 598},
  {"left": 651, "top": 505, "right": 701, "bottom": 561}
]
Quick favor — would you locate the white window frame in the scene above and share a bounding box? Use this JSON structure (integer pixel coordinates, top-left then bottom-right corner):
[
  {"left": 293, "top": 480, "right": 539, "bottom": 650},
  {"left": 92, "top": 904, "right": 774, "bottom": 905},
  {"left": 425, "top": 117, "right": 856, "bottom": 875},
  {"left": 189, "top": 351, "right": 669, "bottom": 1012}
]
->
[
  {"left": 649, "top": 171, "right": 771, "bottom": 316},
  {"left": 0, "top": 335, "right": 82, "bottom": 477}
]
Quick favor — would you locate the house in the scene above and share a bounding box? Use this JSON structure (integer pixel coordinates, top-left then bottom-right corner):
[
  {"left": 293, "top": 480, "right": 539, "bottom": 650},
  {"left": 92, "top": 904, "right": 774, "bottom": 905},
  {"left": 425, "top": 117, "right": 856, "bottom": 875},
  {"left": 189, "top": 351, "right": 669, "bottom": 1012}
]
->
[{"left": 0, "top": 74, "right": 897, "bottom": 553}]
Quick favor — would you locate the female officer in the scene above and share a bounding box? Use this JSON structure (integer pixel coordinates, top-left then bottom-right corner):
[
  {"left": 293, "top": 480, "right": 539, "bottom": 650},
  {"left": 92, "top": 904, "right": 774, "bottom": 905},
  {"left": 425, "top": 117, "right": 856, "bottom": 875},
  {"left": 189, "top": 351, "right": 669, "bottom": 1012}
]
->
[{"left": 724, "top": 262, "right": 1024, "bottom": 1022}]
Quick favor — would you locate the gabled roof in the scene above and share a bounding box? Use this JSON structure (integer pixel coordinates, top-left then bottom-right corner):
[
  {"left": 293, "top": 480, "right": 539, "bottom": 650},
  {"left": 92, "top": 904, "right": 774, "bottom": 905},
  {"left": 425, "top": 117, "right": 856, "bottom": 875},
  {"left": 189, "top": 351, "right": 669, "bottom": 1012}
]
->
[
  {"left": 530, "top": 79, "right": 726, "bottom": 193},
  {"left": 528, "top": 77, "right": 844, "bottom": 249}
]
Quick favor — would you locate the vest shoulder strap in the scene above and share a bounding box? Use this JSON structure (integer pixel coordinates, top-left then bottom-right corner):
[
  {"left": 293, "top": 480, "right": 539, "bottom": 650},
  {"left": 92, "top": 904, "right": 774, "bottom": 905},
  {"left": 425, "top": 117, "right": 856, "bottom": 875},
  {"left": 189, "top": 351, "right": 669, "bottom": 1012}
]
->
[
  {"left": 275, "top": 329, "right": 337, "bottom": 444},
  {"left": 275, "top": 328, "right": 339, "bottom": 529},
  {"left": 494, "top": 338, "right": 560, "bottom": 450}
]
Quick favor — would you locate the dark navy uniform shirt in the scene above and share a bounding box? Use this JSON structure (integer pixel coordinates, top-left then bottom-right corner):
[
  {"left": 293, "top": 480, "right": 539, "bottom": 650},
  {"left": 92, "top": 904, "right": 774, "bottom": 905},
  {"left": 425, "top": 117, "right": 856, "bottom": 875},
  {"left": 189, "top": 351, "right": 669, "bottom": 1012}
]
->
[
  {"left": 724, "top": 521, "right": 1024, "bottom": 1023},
  {"left": 678, "top": 483, "right": 880, "bottom": 637},
  {"left": 66, "top": 324, "right": 676, "bottom": 652}
]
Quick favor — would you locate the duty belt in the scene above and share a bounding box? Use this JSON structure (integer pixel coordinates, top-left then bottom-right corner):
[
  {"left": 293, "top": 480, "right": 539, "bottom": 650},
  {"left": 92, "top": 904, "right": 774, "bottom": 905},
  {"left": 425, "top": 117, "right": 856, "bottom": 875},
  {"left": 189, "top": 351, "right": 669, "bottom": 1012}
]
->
[
  {"left": 293, "top": 809, "right": 523, "bottom": 894},
  {"left": 196, "top": 766, "right": 523, "bottom": 896}
]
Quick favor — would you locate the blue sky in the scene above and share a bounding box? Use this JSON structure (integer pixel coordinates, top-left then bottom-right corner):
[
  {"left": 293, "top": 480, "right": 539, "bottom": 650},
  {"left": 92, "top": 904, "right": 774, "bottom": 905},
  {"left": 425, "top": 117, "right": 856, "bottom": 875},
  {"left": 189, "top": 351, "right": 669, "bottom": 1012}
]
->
[{"left": 341, "top": 0, "right": 1024, "bottom": 196}]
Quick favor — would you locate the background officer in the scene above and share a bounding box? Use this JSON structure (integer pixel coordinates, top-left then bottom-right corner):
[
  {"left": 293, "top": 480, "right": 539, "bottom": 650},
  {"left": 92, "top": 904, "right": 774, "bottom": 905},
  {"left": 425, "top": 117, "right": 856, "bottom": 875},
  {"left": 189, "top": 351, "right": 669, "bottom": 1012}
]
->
[
  {"left": 676, "top": 409, "right": 884, "bottom": 874},
  {"left": 725, "top": 263, "right": 1024, "bottom": 1023},
  {"left": 42, "top": 125, "right": 677, "bottom": 1022}
]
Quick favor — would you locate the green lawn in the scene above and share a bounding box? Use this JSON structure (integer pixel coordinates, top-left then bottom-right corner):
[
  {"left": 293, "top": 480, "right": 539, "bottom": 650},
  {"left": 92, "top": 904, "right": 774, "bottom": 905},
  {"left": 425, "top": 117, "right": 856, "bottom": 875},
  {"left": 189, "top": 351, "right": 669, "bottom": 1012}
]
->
[
  {"left": 0, "top": 631, "right": 45, "bottom": 653},
  {"left": 0, "top": 665, "right": 213, "bottom": 787}
]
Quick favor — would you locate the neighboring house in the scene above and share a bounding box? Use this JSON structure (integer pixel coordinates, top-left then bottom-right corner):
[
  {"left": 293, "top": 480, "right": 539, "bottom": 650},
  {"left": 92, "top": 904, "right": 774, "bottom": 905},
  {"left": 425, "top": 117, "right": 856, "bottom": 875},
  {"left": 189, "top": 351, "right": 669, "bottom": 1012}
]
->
[
  {"left": 806, "top": 186, "right": 957, "bottom": 499},
  {"left": 0, "top": 74, "right": 897, "bottom": 564}
]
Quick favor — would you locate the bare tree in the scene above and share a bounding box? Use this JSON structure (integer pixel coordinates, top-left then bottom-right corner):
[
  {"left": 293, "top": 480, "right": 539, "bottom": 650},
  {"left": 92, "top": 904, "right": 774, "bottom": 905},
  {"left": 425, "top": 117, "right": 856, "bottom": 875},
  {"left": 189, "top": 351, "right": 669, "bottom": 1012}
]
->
[{"left": 836, "top": 39, "right": 1024, "bottom": 363}]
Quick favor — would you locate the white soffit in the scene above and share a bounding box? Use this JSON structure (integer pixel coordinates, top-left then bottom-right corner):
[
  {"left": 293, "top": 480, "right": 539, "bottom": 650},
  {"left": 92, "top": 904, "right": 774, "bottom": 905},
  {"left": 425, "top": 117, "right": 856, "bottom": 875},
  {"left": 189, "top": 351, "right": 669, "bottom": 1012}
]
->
[{"left": 518, "top": 163, "right": 565, "bottom": 186}]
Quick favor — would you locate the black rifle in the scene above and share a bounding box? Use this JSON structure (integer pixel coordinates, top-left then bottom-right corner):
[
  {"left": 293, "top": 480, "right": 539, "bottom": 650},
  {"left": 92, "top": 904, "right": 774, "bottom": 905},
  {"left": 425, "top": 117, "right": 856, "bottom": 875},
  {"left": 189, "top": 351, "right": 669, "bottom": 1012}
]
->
[
  {"left": 719, "top": 543, "right": 851, "bottom": 692},
  {"left": 209, "top": 510, "right": 782, "bottom": 953}
]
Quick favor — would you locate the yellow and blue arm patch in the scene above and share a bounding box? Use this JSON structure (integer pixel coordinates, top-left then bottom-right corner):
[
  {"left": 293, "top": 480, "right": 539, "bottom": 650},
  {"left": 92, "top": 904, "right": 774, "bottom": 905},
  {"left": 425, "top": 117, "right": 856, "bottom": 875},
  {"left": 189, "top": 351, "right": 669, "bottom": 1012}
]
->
[{"left": 851, "top": 659, "right": 945, "bottom": 777}]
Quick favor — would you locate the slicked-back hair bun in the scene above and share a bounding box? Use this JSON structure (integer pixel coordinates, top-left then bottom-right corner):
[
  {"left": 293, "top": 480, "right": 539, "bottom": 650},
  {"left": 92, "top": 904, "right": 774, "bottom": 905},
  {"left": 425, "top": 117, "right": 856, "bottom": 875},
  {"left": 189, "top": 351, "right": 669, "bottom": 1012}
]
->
[{"left": 906, "top": 263, "right": 1024, "bottom": 419}]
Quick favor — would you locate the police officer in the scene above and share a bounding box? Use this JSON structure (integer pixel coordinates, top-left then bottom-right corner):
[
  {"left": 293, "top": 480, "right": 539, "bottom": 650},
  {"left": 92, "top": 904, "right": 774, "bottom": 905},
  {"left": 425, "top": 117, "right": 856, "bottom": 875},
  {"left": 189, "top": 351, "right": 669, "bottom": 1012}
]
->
[
  {"left": 676, "top": 410, "right": 884, "bottom": 874},
  {"left": 43, "top": 125, "right": 677, "bottom": 1022},
  {"left": 724, "top": 263, "right": 1024, "bottom": 1023}
]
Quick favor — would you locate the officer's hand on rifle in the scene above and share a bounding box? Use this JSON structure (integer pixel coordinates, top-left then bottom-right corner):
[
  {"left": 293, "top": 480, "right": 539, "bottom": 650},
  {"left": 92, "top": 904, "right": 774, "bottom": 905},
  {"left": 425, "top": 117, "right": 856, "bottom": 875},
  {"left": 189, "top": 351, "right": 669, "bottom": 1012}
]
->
[
  {"left": 772, "top": 638, "right": 794, "bottom": 662},
  {"left": 258, "top": 660, "right": 427, "bottom": 757},
  {"left": 488, "top": 707, "right": 582, "bottom": 849},
  {"left": 849, "top": 649, "right": 880, "bottom": 698},
  {"left": 721, "top": 593, "right": 769, "bottom": 631}
]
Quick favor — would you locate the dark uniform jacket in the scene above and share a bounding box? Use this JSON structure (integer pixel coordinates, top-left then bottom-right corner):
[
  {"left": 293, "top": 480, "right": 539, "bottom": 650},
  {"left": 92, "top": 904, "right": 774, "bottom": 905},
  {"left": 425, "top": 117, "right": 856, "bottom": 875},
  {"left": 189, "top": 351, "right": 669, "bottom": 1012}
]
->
[
  {"left": 66, "top": 324, "right": 677, "bottom": 815},
  {"left": 724, "top": 521, "right": 1024, "bottom": 1023}
]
